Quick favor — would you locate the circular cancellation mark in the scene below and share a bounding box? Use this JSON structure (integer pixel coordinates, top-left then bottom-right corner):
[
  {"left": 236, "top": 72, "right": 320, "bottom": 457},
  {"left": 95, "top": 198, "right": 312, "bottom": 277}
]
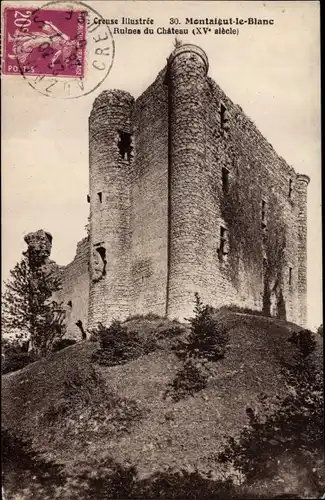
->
[{"left": 4, "top": 0, "right": 115, "bottom": 99}]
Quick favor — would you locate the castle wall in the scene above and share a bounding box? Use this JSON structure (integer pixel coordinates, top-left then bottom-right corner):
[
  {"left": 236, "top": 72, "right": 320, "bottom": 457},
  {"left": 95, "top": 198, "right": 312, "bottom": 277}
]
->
[
  {"left": 296, "top": 174, "right": 310, "bottom": 326},
  {"left": 203, "top": 78, "right": 302, "bottom": 324},
  {"left": 129, "top": 70, "right": 169, "bottom": 317},
  {"left": 84, "top": 44, "right": 308, "bottom": 328},
  {"left": 53, "top": 238, "right": 89, "bottom": 340},
  {"left": 165, "top": 44, "right": 305, "bottom": 324}
]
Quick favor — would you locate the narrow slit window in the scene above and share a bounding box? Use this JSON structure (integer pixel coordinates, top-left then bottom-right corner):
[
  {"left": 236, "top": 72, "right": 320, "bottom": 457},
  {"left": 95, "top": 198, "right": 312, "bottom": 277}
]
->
[
  {"left": 289, "top": 267, "right": 292, "bottom": 286},
  {"left": 261, "top": 200, "right": 267, "bottom": 230},
  {"left": 222, "top": 167, "right": 229, "bottom": 194},
  {"left": 288, "top": 179, "right": 293, "bottom": 198},
  {"left": 220, "top": 103, "right": 229, "bottom": 130},
  {"left": 87, "top": 194, "right": 90, "bottom": 203},
  {"left": 97, "top": 192, "right": 102, "bottom": 203},
  {"left": 219, "top": 226, "right": 229, "bottom": 261}
]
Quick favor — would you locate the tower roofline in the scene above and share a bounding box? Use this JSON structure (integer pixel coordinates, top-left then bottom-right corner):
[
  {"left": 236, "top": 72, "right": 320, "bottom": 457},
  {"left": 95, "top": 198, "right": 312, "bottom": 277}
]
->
[
  {"left": 296, "top": 173, "right": 310, "bottom": 186},
  {"left": 168, "top": 43, "right": 209, "bottom": 74}
]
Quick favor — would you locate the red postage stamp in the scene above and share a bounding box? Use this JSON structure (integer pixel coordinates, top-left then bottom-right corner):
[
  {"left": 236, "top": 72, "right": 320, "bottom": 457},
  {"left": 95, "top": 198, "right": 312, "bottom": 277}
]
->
[{"left": 3, "top": 7, "right": 87, "bottom": 78}]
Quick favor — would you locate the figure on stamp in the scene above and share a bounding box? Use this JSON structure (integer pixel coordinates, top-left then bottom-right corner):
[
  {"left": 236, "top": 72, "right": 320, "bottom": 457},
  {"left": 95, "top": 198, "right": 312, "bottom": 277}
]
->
[{"left": 8, "top": 20, "right": 82, "bottom": 70}]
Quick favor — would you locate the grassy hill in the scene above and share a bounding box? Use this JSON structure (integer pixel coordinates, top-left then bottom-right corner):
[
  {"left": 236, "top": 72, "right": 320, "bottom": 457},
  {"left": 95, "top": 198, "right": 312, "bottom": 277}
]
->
[{"left": 2, "top": 309, "right": 323, "bottom": 499}]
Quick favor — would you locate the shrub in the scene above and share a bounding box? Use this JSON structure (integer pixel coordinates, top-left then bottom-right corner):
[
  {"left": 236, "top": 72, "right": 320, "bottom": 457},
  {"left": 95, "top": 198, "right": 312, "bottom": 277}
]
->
[
  {"left": 125, "top": 312, "right": 162, "bottom": 322},
  {"left": 157, "top": 325, "right": 184, "bottom": 340},
  {"left": 185, "top": 293, "right": 230, "bottom": 361},
  {"left": 52, "top": 338, "right": 77, "bottom": 352},
  {"left": 164, "top": 358, "right": 208, "bottom": 402},
  {"left": 2, "top": 428, "right": 65, "bottom": 499},
  {"left": 219, "top": 328, "right": 324, "bottom": 495},
  {"left": 220, "top": 304, "right": 267, "bottom": 317},
  {"left": 287, "top": 329, "right": 317, "bottom": 358},
  {"left": 317, "top": 324, "right": 323, "bottom": 337},
  {"left": 92, "top": 320, "right": 156, "bottom": 367},
  {"left": 2, "top": 346, "right": 39, "bottom": 374},
  {"left": 41, "top": 363, "right": 146, "bottom": 446}
]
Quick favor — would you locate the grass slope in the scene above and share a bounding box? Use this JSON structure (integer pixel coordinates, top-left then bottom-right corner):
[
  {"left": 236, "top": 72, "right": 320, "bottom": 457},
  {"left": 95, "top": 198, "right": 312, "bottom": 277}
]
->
[{"left": 2, "top": 310, "right": 322, "bottom": 498}]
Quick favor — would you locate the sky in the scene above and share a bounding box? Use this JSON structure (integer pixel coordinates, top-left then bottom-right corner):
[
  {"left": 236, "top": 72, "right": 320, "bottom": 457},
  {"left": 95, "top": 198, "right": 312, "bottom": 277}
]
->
[{"left": 2, "top": 1, "right": 321, "bottom": 329}]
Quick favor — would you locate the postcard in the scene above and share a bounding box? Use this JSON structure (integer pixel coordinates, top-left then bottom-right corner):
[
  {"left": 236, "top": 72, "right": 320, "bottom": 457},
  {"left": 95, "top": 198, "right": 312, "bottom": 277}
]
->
[{"left": 1, "top": 2, "right": 322, "bottom": 499}]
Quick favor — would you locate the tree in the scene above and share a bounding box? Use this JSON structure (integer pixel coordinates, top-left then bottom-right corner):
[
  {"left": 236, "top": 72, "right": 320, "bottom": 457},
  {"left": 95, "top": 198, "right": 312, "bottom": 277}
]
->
[
  {"left": 2, "top": 248, "right": 66, "bottom": 356},
  {"left": 185, "top": 293, "right": 229, "bottom": 361}
]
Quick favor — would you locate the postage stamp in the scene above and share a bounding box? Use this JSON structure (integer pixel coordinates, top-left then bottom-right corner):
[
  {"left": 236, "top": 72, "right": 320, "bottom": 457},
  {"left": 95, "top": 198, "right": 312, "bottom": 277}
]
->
[
  {"left": 3, "top": 7, "right": 86, "bottom": 78},
  {"left": 2, "top": 1, "right": 115, "bottom": 99}
]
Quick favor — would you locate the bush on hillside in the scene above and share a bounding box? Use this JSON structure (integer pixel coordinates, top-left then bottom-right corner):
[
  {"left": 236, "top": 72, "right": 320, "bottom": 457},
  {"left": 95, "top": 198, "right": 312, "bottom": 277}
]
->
[
  {"left": 220, "top": 304, "right": 267, "bottom": 317},
  {"left": 219, "top": 328, "right": 324, "bottom": 495},
  {"left": 175, "top": 293, "right": 230, "bottom": 362},
  {"left": 167, "top": 294, "right": 230, "bottom": 401},
  {"left": 2, "top": 428, "right": 65, "bottom": 499},
  {"left": 317, "top": 324, "right": 323, "bottom": 337},
  {"left": 91, "top": 320, "right": 157, "bottom": 366},
  {"left": 2, "top": 343, "right": 39, "bottom": 374},
  {"left": 287, "top": 328, "right": 317, "bottom": 358},
  {"left": 164, "top": 358, "right": 208, "bottom": 402},
  {"left": 52, "top": 338, "right": 77, "bottom": 352},
  {"left": 40, "top": 363, "right": 146, "bottom": 446},
  {"left": 125, "top": 312, "right": 162, "bottom": 322},
  {"left": 156, "top": 325, "right": 184, "bottom": 340}
]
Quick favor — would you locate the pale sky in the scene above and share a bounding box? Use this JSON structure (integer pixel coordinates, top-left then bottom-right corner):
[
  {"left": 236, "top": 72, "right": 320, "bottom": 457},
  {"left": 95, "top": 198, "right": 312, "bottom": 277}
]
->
[{"left": 2, "top": 1, "right": 321, "bottom": 329}]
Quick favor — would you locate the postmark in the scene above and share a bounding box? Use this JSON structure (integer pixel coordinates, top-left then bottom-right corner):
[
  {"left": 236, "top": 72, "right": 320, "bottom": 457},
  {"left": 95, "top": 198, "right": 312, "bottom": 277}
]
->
[{"left": 2, "top": 1, "right": 115, "bottom": 99}]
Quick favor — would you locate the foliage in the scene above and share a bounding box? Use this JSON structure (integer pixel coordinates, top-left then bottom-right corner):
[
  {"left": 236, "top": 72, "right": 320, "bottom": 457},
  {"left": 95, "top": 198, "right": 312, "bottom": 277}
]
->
[
  {"left": 42, "top": 366, "right": 145, "bottom": 445},
  {"left": 91, "top": 320, "right": 157, "bottom": 366},
  {"left": 156, "top": 325, "right": 184, "bottom": 340},
  {"left": 287, "top": 328, "right": 317, "bottom": 358},
  {"left": 167, "top": 294, "right": 229, "bottom": 401},
  {"left": 164, "top": 358, "right": 208, "bottom": 402},
  {"left": 2, "top": 342, "right": 39, "bottom": 374},
  {"left": 52, "top": 338, "right": 77, "bottom": 352},
  {"left": 184, "top": 293, "right": 230, "bottom": 361},
  {"left": 2, "top": 428, "right": 65, "bottom": 499},
  {"left": 2, "top": 432, "right": 272, "bottom": 500},
  {"left": 220, "top": 304, "right": 267, "bottom": 317},
  {"left": 125, "top": 312, "right": 162, "bottom": 321},
  {"left": 317, "top": 324, "right": 323, "bottom": 337},
  {"left": 2, "top": 250, "right": 66, "bottom": 356},
  {"left": 219, "top": 328, "right": 324, "bottom": 494}
]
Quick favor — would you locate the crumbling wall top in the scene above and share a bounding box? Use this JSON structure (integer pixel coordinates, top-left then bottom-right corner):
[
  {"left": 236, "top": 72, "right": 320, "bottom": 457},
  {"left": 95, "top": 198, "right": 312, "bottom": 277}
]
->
[
  {"left": 90, "top": 89, "right": 135, "bottom": 118},
  {"left": 24, "top": 229, "right": 53, "bottom": 259}
]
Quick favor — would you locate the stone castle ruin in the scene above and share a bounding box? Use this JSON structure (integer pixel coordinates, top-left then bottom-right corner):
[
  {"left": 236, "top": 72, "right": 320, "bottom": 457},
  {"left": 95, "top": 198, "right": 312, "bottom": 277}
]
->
[{"left": 24, "top": 44, "right": 309, "bottom": 339}]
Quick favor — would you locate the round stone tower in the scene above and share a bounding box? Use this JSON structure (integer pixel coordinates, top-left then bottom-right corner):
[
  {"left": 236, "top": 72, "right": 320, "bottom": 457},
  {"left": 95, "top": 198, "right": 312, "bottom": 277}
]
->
[
  {"left": 296, "top": 173, "right": 310, "bottom": 327},
  {"left": 166, "top": 44, "right": 209, "bottom": 320},
  {"left": 88, "top": 90, "right": 134, "bottom": 330}
]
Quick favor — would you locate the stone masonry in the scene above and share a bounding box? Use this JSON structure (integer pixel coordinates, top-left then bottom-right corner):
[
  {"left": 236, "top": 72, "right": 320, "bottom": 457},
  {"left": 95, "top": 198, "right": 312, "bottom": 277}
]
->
[{"left": 27, "top": 43, "right": 310, "bottom": 337}]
